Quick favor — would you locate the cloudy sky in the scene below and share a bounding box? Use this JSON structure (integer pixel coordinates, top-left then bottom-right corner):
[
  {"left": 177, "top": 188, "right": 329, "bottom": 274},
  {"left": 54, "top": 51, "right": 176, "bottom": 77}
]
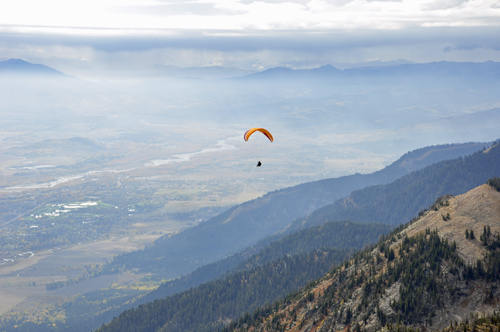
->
[{"left": 1, "top": 0, "right": 500, "bottom": 75}]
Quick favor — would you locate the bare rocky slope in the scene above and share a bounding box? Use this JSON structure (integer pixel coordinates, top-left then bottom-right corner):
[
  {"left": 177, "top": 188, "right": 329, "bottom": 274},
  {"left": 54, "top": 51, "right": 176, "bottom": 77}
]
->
[
  {"left": 404, "top": 184, "right": 500, "bottom": 264},
  {"left": 229, "top": 183, "right": 500, "bottom": 332}
]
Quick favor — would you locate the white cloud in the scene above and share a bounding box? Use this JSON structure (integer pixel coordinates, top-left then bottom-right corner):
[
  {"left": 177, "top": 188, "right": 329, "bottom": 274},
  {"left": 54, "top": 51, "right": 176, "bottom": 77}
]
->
[{"left": 0, "top": 0, "right": 499, "bottom": 32}]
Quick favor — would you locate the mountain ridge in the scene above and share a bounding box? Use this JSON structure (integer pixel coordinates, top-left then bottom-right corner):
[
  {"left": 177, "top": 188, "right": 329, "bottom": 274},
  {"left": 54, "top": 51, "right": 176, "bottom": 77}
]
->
[
  {"left": 284, "top": 141, "right": 500, "bottom": 234},
  {"left": 240, "top": 61, "right": 500, "bottom": 81},
  {"left": 0, "top": 59, "right": 68, "bottom": 77}
]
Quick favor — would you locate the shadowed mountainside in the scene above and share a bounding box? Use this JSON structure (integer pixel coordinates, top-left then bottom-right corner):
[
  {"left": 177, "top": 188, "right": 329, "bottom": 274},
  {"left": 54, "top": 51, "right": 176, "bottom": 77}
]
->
[{"left": 285, "top": 141, "right": 500, "bottom": 234}]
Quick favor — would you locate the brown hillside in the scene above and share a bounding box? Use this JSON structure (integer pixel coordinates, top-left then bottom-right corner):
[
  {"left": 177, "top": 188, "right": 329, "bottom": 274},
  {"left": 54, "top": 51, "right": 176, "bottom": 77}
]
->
[{"left": 400, "top": 184, "right": 500, "bottom": 263}]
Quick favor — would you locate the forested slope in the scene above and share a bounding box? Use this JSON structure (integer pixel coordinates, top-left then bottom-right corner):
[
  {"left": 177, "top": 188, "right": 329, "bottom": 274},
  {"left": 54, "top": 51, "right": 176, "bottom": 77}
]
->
[
  {"left": 143, "top": 221, "right": 393, "bottom": 302},
  {"left": 98, "top": 249, "right": 350, "bottom": 332},
  {"left": 85, "top": 222, "right": 390, "bottom": 332}
]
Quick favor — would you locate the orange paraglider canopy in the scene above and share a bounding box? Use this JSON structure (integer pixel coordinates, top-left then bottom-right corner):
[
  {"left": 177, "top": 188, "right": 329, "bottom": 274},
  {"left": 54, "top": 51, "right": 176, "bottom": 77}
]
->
[{"left": 243, "top": 128, "right": 274, "bottom": 142}]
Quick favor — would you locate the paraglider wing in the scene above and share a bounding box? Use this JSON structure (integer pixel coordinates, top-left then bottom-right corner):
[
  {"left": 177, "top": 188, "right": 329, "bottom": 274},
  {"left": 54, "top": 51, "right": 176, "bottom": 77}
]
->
[{"left": 243, "top": 128, "right": 274, "bottom": 142}]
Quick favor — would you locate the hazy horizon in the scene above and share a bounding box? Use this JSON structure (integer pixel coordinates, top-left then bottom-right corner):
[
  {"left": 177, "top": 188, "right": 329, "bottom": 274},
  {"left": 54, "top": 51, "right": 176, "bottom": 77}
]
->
[{"left": 1, "top": 0, "right": 499, "bottom": 80}]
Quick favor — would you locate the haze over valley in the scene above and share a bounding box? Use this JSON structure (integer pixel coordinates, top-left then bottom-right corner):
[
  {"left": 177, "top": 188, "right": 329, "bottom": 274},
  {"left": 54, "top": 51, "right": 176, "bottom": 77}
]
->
[{"left": 1, "top": 1, "right": 500, "bottom": 330}]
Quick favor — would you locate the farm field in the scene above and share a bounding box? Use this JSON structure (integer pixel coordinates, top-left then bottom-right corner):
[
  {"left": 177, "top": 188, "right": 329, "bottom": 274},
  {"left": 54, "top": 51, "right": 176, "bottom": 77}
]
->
[{"left": 0, "top": 236, "right": 150, "bottom": 315}]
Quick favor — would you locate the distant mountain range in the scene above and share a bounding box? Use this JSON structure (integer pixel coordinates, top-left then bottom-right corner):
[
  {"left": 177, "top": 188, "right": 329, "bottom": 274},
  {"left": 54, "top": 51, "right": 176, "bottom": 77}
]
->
[
  {"left": 241, "top": 61, "right": 500, "bottom": 82},
  {"left": 4, "top": 58, "right": 500, "bottom": 82},
  {"left": 0, "top": 59, "right": 67, "bottom": 77},
  {"left": 0, "top": 58, "right": 257, "bottom": 80},
  {"left": 331, "top": 59, "right": 416, "bottom": 69}
]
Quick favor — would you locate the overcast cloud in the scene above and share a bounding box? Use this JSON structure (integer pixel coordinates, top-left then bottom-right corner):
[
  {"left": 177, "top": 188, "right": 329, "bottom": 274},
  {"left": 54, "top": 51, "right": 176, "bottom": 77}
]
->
[
  {"left": 2, "top": 0, "right": 499, "bottom": 30},
  {"left": 1, "top": 0, "right": 499, "bottom": 77}
]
